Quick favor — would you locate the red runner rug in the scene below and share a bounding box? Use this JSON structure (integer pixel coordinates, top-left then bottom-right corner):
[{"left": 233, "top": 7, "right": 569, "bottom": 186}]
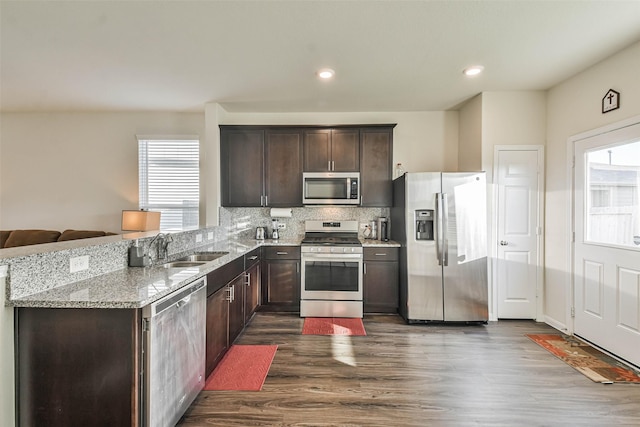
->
[
  {"left": 527, "top": 334, "right": 640, "bottom": 384},
  {"left": 302, "top": 317, "right": 367, "bottom": 336},
  {"left": 203, "top": 344, "right": 277, "bottom": 391}
]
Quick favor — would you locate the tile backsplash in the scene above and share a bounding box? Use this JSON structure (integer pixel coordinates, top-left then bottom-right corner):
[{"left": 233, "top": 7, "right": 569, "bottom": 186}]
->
[{"left": 220, "top": 206, "right": 390, "bottom": 240}]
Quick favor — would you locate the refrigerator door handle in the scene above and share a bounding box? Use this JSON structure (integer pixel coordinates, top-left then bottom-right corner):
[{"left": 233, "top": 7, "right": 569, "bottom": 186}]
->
[
  {"left": 435, "top": 193, "right": 443, "bottom": 266},
  {"left": 442, "top": 193, "right": 449, "bottom": 266}
]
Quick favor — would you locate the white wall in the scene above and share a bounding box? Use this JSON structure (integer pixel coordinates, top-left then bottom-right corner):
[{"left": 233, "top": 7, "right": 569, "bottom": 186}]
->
[
  {"left": 545, "top": 40, "right": 640, "bottom": 330},
  {"left": 0, "top": 112, "right": 205, "bottom": 232},
  {"left": 458, "top": 94, "right": 483, "bottom": 171}
]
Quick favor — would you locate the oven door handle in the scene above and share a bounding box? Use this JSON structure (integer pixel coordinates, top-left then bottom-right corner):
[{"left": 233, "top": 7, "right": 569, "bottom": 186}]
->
[{"left": 302, "top": 253, "right": 363, "bottom": 260}]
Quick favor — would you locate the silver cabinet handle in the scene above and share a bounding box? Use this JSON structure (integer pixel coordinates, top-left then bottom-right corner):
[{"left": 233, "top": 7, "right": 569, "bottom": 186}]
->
[
  {"left": 328, "top": 161, "right": 331, "bottom": 171},
  {"left": 500, "top": 241, "right": 508, "bottom": 246},
  {"left": 375, "top": 253, "right": 387, "bottom": 256},
  {"left": 249, "top": 256, "right": 258, "bottom": 260},
  {"left": 276, "top": 251, "right": 288, "bottom": 255},
  {"left": 332, "top": 161, "right": 335, "bottom": 171},
  {"left": 245, "top": 273, "right": 251, "bottom": 286},
  {"left": 226, "top": 286, "right": 233, "bottom": 302},
  {"left": 363, "top": 263, "right": 367, "bottom": 274}
]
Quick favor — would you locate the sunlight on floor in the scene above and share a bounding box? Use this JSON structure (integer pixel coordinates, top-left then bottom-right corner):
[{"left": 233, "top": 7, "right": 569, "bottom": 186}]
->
[{"left": 331, "top": 335, "right": 357, "bottom": 366}]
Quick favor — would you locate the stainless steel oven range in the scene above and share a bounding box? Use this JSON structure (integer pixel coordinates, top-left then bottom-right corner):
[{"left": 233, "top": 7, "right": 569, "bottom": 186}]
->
[{"left": 300, "top": 220, "right": 363, "bottom": 318}]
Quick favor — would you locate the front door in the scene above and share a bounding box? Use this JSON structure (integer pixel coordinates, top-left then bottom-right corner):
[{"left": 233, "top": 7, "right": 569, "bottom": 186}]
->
[
  {"left": 495, "top": 147, "right": 543, "bottom": 319},
  {"left": 573, "top": 121, "right": 640, "bottom": 367}
]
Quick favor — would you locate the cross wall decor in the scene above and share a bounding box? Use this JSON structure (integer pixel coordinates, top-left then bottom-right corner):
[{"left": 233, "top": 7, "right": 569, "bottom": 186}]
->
[{"left": 602, "top": 89, "right": 620, "bottom": 114}]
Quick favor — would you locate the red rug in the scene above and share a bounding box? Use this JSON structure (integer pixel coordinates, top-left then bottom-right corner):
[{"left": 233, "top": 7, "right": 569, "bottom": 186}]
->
[
  {"left": 302, "top": 317, "right": 367, "bottom": 336},
  {"left": 203, "top": 344, "right": 277, "bottom": 391},
  {"left": 527, "top": 334, "right": 640, "bottom": 384}
]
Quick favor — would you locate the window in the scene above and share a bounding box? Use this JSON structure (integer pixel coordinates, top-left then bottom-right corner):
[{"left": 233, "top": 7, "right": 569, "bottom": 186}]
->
[
  {"left": 585, "top": 140, "right": 640, "bottom": 247},
  {"left": 138, "top": 136, "right": 200, "bottom": 230}
]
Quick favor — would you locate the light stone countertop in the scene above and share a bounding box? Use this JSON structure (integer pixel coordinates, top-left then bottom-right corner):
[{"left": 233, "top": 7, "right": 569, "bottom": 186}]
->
[
  {"left": 9, "top": 238, "right": 300, "bottom": 309},
  {"left": 8, "top": 237, "right": 398, "bottom": 309}
]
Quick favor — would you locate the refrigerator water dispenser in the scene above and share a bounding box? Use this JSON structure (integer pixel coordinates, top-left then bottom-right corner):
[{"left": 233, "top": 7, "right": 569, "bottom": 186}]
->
[{"left": 415, "top": 210, "right": 434, "bottom": 240}]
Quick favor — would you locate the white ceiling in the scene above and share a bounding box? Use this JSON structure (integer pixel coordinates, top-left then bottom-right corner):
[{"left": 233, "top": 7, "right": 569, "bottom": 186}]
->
[{"left": 2, "top": 0, "right": 640, "bottom": 113}]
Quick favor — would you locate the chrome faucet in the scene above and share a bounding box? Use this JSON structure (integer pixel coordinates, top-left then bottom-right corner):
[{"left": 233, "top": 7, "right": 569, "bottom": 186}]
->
[{"left": 148, "top": 232, "right": 173, "bottom": 263}]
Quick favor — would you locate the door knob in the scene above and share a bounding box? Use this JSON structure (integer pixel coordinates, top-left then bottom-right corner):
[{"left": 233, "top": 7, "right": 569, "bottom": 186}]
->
[{"left": 500, "top": 240, "right": 508, "bottom": 246}]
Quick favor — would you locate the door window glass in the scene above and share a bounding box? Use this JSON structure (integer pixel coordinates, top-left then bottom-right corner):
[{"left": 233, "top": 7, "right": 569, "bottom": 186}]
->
[{"left": 585, "top": 139, "right": 640, "bottom": 247}]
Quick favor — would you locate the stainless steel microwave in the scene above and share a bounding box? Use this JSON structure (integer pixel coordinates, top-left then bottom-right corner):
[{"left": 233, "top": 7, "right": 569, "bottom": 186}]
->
[{"left": 303, "top": 172, "right": 360, "bottom": 205}]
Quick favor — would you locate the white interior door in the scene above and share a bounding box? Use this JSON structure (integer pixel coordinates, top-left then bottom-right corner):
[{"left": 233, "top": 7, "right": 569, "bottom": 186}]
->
[
  {"left": 495, "top": 147, "right": 543, "bottom": 319},
  {"left": 574, "top": 122, "right": 640, "bottom": 367}
]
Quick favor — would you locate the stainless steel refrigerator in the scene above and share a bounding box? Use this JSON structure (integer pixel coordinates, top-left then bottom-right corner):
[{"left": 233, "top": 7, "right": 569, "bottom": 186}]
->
[{"left": 391, "top": 172, "right": 488, "bottom": 323}]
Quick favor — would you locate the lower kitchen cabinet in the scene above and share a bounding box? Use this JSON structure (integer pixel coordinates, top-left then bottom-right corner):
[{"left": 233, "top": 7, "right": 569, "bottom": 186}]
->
[
  {"left": 206, "top": 285, "right": 230, "bottom": 377},
  {"left": 244, "top": 249, "right": 261, "bottom": 323},
  {"left": 228, "top": 274, "right": 245, "bottom": 345},
  {"left": 363, "top": 247, "right": 399, "bottom": 313},
  {"left": 262, "top": 246, "right": 300, "bottom": 312},
  {"left": 16, "top": 307, "right": 141, "bottom": 426}
]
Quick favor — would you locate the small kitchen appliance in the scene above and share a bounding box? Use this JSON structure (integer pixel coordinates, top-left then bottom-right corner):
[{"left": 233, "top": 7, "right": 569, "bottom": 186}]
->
[
  {"left": 271, "top": 219, "right": 279, "bottom": 240},
  {"left": 302, "top": 172, "right": 360, "bottom": 205},
  {"left": 377, "top": 217, "right": 390, "bottom": 241},
  {"left": 255, "top": 227, "right": 266, "bottom": 240}
]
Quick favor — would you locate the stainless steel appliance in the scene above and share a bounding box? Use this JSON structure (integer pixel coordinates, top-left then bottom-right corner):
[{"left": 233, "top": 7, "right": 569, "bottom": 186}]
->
[
  {"left": 142, "top": 278, "right": 206, "bottom": 427},
  {"left": 303, "top": 172, "right": 360, "bottom": 205},
  {"left": 377, "top": 217, "right": 390, "bottom": 241},
  {"left": 391, "top": 172, "right": 488, "bottom": 323},
  {"left": 300, "top": 220, "right": 363, "bottom": 318},
  {"left": 256, "top": 226, "right": 266, "bottom": 240}
]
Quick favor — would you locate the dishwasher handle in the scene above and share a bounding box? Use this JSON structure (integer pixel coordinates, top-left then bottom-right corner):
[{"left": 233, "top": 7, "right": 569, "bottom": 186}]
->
[{"left": 143, "top": 278, "right": 206, "bottom": 318}]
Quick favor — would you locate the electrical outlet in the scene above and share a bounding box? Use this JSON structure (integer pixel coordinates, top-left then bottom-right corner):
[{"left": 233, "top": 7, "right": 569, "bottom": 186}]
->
[
  {"left": 207, "top": 232, "right": 214, "bottom": 240},
  {"left": 196, "top": 234, "right": 203, "bottom": 243},
  {"left": 70, "top": 255, "right": 89, "bottom": 273},
  {"left": 277, "top": 223, "right": 286, "bottom": 229}
]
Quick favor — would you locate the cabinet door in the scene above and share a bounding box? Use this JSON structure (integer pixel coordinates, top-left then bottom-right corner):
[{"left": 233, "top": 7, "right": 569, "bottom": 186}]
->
[
  {"left": 331, "top": 128, "right": 360, "bottom": 172},
  {"left": 363, "top": 260, "right": 399, "bottom": 313},
  {"left": 228, "top": 275, "right": 245, "bottom": 344},
  {"left": 303, "top": 129, "right": 331, "bottom": 171},
  {"left": 244, "top": 262, "right": 261, "bottom": 324},
  {"left": 206, "top": 286, "right": 229, "bottom": 377},
  {"left": 360, "top": 127, "right": 393, "bottom": 206},
  {"left": 220, "top": 129, "right": 264, "bottom": 207},
  {"left": 265, "top": 129, "right": 303, "bottom": 206},
  {"left": 263, "top": 260, "right": 300, "bottom": 312},
  {"left": 17, "top": 308, "right": 140, "bottom": 426}
]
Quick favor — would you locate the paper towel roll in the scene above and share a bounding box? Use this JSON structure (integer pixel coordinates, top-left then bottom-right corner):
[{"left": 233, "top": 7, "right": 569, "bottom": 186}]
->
[{"left": 270, "top": 208, "right": 292, "bottom": 218}]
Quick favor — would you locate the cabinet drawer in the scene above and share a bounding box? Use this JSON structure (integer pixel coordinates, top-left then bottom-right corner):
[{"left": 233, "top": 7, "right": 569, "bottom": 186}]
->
[
  {"left": 244, "top": 247, "right": 261, "bottom": 269},
  {"left": 206, "top": 256, "right": 244, "bottom": 296},
  {"left": 263, "top": 246, "right": 300, "bottom": 260},
  {"left": 364, "top": 247, "right": 399, "bottom": 261}
]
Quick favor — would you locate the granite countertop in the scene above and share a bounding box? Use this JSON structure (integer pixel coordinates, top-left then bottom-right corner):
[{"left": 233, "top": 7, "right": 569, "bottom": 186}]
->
[
  {"left": 9, "top": 238, "right": 300, "bottom": 310},
  {"left": 9, "top": 236, "right": 398, "bottom": 309}
]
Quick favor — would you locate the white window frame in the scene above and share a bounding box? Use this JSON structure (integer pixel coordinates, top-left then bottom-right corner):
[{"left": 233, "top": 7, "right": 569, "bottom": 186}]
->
[{"left": 136, "top": 135, "right": 200, "bottom": 230}]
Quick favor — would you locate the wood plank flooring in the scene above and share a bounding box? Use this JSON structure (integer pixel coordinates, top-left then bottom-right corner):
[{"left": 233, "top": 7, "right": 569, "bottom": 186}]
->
[{"left": 179, "top": 313, "right": 640, "bottom": 426}]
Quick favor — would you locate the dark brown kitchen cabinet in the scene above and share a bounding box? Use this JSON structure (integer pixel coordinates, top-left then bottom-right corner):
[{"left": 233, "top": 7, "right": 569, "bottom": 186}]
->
[
  {"left": 303, "top": 128, "right": 359, "bottom": 172},
  {"left": 205, "top": 255, "right": 244, "bottom": 377},
  {"left": 16, "top": 307, "right": 141, "bottom": 427},
  {"left": 360, "top": 127, "right": 394, "bottom": 207},
  {"left": 363, "top": 247, "right": 399, "bottom": 313},
  {"left": 265, "top": 129, "right": 303, "bottom": 206},
  {"left": 206, "top": 284, "right": 229, "bottom": 377},
  {"left": 220, "top": 128, "right": 265, "bottom": 207},
  {"left": 220, "top": 126, "right": 303, "bottom": 207},
  {"left": 228, "top": 274, "right": 246, "bottom": 344},
  {"left": 262, "top": 246, "right": 300, "bottom": 312},
  {"left": 244, "top": 248, "right": 261, "bottom": 323}
]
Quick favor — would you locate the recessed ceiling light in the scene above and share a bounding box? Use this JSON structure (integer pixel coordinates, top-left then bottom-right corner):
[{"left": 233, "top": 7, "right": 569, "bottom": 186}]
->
[
  {"left": 463, "top": 65, "right": 484, "bottom": 76},
  {"left": 317, "top": 68, "right": 335, "bottom": 79}
]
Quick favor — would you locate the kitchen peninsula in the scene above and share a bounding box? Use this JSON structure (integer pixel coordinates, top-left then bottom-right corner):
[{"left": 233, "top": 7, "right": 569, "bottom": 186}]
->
[{"left": 5, "top": 225, "right": 398, "bottom": 426}]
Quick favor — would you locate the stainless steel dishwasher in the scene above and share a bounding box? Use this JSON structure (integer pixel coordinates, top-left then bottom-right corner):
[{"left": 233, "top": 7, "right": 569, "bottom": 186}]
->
[{"left": 142, "top": 277, "right": 206, "bottom": 427}]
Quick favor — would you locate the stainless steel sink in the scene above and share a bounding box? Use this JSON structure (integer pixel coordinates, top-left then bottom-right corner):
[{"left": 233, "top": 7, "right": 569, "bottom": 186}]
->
[
  {"left": 179, "top": 252, "right": 229, "bottom": 262},
  {"left": 163, "top": 261, "right": 207, "bottom": 269}
]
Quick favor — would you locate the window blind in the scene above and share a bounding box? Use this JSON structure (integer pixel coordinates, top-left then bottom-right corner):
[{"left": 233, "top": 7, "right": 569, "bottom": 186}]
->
[{"left": 138, "top": 138, "right": 200, "bottom": 230}]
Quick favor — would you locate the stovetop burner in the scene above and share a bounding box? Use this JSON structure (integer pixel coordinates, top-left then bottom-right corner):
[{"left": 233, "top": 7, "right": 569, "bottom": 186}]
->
[
  {"left": 301, "top": 220, "right": 362, "bottom": 247},
  {"left": 301, "top": 234, "right": 362, "bottom": 246}
]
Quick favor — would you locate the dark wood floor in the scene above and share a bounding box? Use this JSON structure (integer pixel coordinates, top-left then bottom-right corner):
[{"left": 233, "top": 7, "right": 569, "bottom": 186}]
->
[{"left": 179, "top": 313, "right": 640, "bottom": 426}]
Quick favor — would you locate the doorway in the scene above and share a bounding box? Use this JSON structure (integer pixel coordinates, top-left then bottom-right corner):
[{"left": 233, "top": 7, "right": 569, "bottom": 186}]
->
[
  {"left": 572, "top": 119, "right": 640, "bottom": 367},
  {"left": 493, "top": 146, "right": 544, "bottom": 320}
]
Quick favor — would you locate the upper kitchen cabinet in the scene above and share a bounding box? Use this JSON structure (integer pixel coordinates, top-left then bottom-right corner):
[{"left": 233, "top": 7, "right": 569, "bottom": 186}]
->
[
  {"left": 220, "top": 126, "right": 303, "bottom": 207},
  {"left": 360, "top": 126, "right": 395, "bottom": 207},
  {"left": 303, "top": 128, "right": 359, "bottom": 172},
  {"left": 221, "top": 128, "right": 265, "bottom": 207},
  {"left": 265, "top": 129, "right": 303, "bottom": 207}
]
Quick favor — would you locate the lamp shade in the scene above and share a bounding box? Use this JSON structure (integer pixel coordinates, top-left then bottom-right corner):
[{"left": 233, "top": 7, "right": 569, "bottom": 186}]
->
[{"left": 121, "top": 210, "right": 161, "bottom": 231}]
